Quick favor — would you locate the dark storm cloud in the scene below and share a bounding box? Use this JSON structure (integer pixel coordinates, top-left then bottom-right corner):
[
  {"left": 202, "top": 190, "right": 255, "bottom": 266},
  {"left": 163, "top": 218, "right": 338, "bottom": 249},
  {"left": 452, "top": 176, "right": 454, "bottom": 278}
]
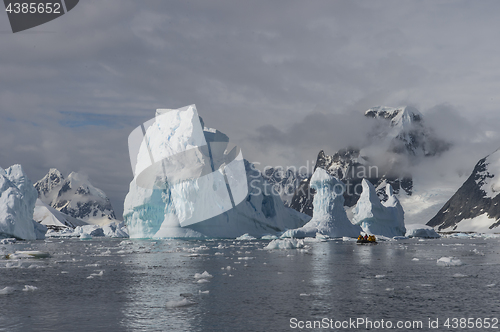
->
[{"left": 2, "top": 1, "right": 500, "bottom": 217}]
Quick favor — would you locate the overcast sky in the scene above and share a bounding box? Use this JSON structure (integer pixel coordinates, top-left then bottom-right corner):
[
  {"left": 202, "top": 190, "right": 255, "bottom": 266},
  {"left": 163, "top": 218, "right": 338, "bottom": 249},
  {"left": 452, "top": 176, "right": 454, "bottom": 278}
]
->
[{"left": 2, "top": 0, "right": 500, "bottom": 218}]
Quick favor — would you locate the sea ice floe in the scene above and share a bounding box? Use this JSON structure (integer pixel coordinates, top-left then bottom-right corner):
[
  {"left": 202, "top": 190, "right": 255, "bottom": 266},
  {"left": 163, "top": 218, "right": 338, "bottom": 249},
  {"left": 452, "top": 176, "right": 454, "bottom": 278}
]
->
[
  {"left": 437, "top": 257, "right": 463, "bottom": 266},
  {"left": 196, "top": 279, "right": 210, "bottom": 283},
  {"left": 236, "top": 234, "right": 257, "bottom": 240},
  {"left": 22, "top": 285, "right": 37, "bottom": 292},
  {"left": 452, "top": 273, "right": 469, "bottom": 278},
  {"left": 0, "top": 286, "right": 15, "bottom": 295},
  {"left": 166, "top": 298, "right": 197, "bottom": 308},
  {"left": 264, "top": 239, "right": 305, "bottom": 250},
  {"left": 261, "top": 235, "right": 278, "bottom": 240},
  {"left": 375, "top": 275, "right": 386, "bottom": 279},
  {"left": 194, "top": 271, "right": 213, "bottom": 279},
  {"left": 237, "top": 257, "right": 255, "bottom": 260}
]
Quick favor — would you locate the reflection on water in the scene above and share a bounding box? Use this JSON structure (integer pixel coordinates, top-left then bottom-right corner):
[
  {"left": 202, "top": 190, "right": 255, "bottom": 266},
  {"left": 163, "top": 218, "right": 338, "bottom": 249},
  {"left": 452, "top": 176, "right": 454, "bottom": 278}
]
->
[{"left": 1, "top": 237, "right": 500, "bottom": 331}]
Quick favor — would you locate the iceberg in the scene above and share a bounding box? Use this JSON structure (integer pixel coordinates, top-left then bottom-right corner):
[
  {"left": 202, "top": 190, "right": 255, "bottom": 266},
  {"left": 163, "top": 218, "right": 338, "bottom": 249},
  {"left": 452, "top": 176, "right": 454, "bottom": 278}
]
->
[
  {"left": 405, "top": 224, "right": 440, "bottom": 238},
  {"left": 281, "top": 168, "right": 361, "bottom": 238},
  {"left": 124, "top": 105, "right": 309, "bottom": 238},
  {"left": 0, "top": 164, "right": 46, "bottom": 240},
  {"left": 352, "top": 179, "right": 405, "bottom": 237}
]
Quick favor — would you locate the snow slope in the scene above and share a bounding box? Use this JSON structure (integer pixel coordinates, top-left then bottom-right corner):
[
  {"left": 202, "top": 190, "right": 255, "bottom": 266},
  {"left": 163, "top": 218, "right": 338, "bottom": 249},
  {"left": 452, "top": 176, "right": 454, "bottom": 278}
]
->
[
  {"left": 33, "top": 198, "right": 88, "bottom": 229},
  {"left": 35, "top": 169, "right": 117, "bottom": 225},
  {"left": 428, "top": 148, "right": 500, "bottom": 233}
]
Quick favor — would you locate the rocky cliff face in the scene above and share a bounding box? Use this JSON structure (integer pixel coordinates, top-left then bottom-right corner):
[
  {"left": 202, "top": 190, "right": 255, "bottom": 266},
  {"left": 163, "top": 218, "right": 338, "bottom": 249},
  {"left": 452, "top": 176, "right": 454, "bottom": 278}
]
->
[
  {"left": 427, "top": 149, "right": 500, "bottom": 232},
  {"left": 35, "top": 169, "right": 116, "bottom": 225}
]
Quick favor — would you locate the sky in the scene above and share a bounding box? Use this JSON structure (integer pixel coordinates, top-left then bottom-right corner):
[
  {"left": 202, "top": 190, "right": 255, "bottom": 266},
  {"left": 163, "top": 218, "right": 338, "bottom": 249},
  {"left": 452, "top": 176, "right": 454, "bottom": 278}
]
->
[{"left": 2, "top": 0, "right": 500, "bottom": 219}]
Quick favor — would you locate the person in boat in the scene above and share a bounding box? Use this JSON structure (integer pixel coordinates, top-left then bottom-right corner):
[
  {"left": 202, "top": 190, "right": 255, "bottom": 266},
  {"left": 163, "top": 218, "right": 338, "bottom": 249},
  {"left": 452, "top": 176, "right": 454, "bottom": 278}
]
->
[
  {"left": 357, "top": 235, "right": 364, "bottom": 241},
  {"left": 364, "top": 234, "right": 368, "bottom": 241}
]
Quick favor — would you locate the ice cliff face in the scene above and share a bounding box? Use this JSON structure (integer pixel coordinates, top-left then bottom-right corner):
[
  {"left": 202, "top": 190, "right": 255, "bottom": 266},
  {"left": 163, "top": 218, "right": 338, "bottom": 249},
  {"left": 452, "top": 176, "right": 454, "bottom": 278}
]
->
[
  {"left": 124, "top": 105, "right": 309, "bottom": 239},
  {"left": 0, "top": 164, "right": 46, "bottom": 240},
  {"left": 35, "top": 169, "right": 116, "bottom": 225},
  {"left": 427, "top": 148, "right": 500, "bottom": 233},
  {"left": 290, "top": 106, "right": 448, "bottom": 216},
  {"left": 352, "top": 179, "right": 405, "bottom": 237},
  {"left": 281, "top": 168, "right": 361, "bottom": 238}
]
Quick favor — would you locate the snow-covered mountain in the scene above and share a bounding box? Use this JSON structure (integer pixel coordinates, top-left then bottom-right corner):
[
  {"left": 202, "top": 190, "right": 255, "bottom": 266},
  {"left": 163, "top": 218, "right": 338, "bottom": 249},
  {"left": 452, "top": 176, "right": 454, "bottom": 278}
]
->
[
  {"left": 35, "top": 169, "right": 116, "bottom": 226},
  {"left": 290, "top": 106, "right": 448, "bottom": 216},
  {"left": 427, "top": 148, "right": 500, "bottom": 233},
  {"left": 33, "top": 198, "right": 88, "bottom": 229},
  {"left": 364, "top": 106, "right": 450, "bottom": 157}
]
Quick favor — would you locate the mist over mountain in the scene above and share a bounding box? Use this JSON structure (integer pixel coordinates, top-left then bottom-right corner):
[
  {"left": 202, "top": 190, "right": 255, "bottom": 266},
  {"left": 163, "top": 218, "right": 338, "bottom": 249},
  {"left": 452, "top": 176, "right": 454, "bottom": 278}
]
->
[{"left": 288, "top": 106, "right": 449, "bottom": 216}]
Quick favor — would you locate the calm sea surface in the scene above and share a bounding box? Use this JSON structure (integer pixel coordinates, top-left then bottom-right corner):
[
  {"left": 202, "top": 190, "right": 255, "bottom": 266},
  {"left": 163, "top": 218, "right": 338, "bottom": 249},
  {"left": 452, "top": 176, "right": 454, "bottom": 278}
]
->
[{"left": 1, "top": 236, "right": 500, "bottom": 331}]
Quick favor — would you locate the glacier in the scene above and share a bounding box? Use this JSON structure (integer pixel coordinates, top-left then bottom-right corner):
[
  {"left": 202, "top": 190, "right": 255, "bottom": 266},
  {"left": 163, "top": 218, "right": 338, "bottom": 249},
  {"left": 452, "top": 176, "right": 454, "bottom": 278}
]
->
[
  {"left": 352, "top": 179, "right": 406, "bottom": 237},
  {"left": 0, "top": 164, "right": 46, "bottom": 240},
  {"left": 281, "top": 168, "right": 361, "bottom": 239},
  {"left": 124, "top": 105, "right": 309, "bottom": 239}
]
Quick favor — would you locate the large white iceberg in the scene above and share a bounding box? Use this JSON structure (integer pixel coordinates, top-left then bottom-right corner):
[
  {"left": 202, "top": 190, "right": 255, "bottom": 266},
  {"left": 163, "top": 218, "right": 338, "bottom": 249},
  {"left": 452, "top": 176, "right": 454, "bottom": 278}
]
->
[
  {"left": 124, "top": 105, "right": 309, "bottom": 238},
  {"left": 352, "top": 179, "right": 405, "bottom": 237},
  {"left": 281, "top": 168, "right": 361, "bottom": 238},
  {"left": 0, "top": 165, "right": 46, "bottom": 240}
]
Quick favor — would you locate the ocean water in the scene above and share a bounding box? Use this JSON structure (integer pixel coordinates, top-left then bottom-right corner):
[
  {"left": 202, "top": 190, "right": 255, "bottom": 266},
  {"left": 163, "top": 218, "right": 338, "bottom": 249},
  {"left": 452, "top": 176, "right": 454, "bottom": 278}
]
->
[{"left": 1, "top": 236, "right": 500, "bottom": 332}]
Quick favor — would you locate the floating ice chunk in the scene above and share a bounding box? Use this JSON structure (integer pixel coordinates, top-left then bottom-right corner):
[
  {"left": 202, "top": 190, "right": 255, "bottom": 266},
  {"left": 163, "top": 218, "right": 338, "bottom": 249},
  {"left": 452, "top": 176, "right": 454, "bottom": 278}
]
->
[
  {"left": 264, "top": 239, "right": 305, "bottom": 250},
  {"left": 194, "top": 271, "right": 213, "bottom": 279},
  {"left": 5, "top": 261, "right": 22, "bottom": 268},
  {"left": 405, "top": 224, "right": 440, "bottom": 238},
  {"left": 90, "top": 271, "right": 104, "bottom": 277},
  {"left": 199, "top": 290, "right": 209, "bottom": 294},
  {"left": 15, "top": 251, "right": 50, "bottom": 258},
  {"left": 412, "top": 258, "right": 419, "bottom": 261},
  {"left": 375, "top": 275, "right": 386, "bottom": 279},
  {"left": 0, "top": 286, "right": 15, "bottom": 295},
  {"left": 22, "top": 285, "right": 37, "bottom": 292},
  {"left": 452, "top": 273, "right": 469, "bottom": 278},
  {"left": 486, "top": 283, "right": 496, "bottom": 287},
  {"left": 261, "top": 234, "right": 278, "bottom": 240},
  {"left": 236, "top": 234, "right": 257, "bottom": 240},
  {"left": 472, "top": 249, "right": 485, "bottom": 256},
  {"left": 0, "top": 238, "right": 16, "bottom": 244},
  {"left": 299, "top": 293, "right": 311, "bottom": 297},
  {"left": 196, "top": 279, "right": 210, "bottom": 283},
  {"left": 237, "top": 257, "right": 255, "bottom": 260},
  {"left": 166, "top": 298, "right": 197, "bottom": 308},
  {"left": 437, "top": 257, "right": 463, "bottom": 266}
]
